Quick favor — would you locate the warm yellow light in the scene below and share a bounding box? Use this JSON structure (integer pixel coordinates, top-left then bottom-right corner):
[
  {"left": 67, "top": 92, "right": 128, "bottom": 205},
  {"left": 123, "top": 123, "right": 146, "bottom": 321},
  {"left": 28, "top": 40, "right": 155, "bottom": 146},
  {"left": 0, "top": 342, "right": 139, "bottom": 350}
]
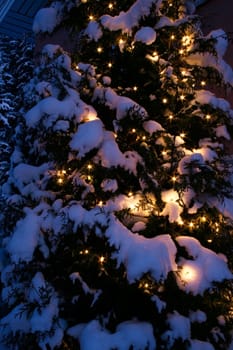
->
[
  {"left": 201, "top": 80, "right": 206, "bottom": 86},
  {"left": 168, "top": 114, "right": 173, "bottom": 120},
  {"left": 207, "top": 239, "right": 212, "bottom": 243},
  {"left": 108, "top": 62, "right": 112, "bottom": 68},
  {"left": 108, "top": 2, "right": 113, "bottom": 9},
  {"left": 180, "top": 132, "right": 185, "bottom": 138},
  {"left": 99, "top": 256, "right": 105, "bottom": 263},
  {"left": 133, "top": 86, "right": 138, "bottom": 91},
  {"left": 189, "top": 222, "right": 194, "bottom": 228},
  {"left": 181, "top": 70, "right": 186, "bottom": 76},
  {"left": 98, "top": 201, "right": 103, "bottom": 207},
  {"left": 62, "top": 170, "right": 66, "bottom": 174},
  {"left": 171, "top": 176, "right": 177, "bottom": 182},
  {"left": 97, "top": 47, "right": 103, "bottom": 53},
  {"left": 132, "top": 128, "right": 136, "bottom": 133},
  {"left": 142, "top": 135, "right": 146, "bottom": 140},
  {"left": 162, "top": 150, "right": 167, "bottom": 156},
  {"left": 87, "top": 164, "right": 92, "bottom": 170},
  {"left": 201, "top": 216, "right": 206, "bottom": 222},
  {"left": 182, "top": 35, "right": 191, "bottom": 46},
  {"left": 87, "top": 175, "right": 92, "bottom": 181},
  {"left": 180, "top": 264, "right": 198, "bottom": 283},
  {"left": 84, "top": 249, "right": 89, "bottom": 254},
  {"left": 119, "top": 38, "right": 125, "bottom": 45},
  {"left": 144, "top": 283, "right": 149, "bottom": 289},
  {"left": 162, "top": 98, "right": 168, "bottom": 104},
  {"left": 152, "top": 51, "right": 159, "bottom": 61},
  {"left": 179, "top": 49, "right": 184, "bottom": 55},
  {"left": 170, "top": 35, "right": 175, "bottom": 40},
  {"left": 180, "top": 94, "right": 185, "bottom": 101},
  {"left": 128, "top": 191, "right": 133, "bottom": 197},
  {"left": 89, "top": 15, "right": 94, "bottom": 20},
  {"left": 206, "top": 114, "right": 211, "bottom": 120},
  {"left": 57, "top": 178, "right": 63, "bottom": 184}
]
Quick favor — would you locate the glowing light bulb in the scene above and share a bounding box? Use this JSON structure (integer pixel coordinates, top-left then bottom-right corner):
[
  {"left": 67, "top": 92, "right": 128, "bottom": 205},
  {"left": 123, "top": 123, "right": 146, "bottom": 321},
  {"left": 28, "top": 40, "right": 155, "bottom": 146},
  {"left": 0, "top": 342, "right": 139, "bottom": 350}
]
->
[
  {"left": 128, "top": 191, "right": 133, "bottom": 197},
  {"left": 84, "top": 249, "right": 89, "bottom": 254},
  {"left": 171, "top": 176, "right": 177, "bottom": 182},
  {"left": 99, "top": 256, "right": 105, "bottom": 263},
  {"left": 189, "top": 222, "right": 194, "bottom": 228},
  {"left": 180, "top": 132, "right": 185, "bottom": 138},
  {"left": 162, "top": 98, "right": 168, "bottom": 104},
  {"left": 97, "top": 47, "right": 103, "bottom": 53},
  {"left": 206, "top": 114, "right": 211, "bottom": 120},
  {"left": 89, "top": 15, "right": 94, "bottom": 20},
  {"left": 108, "top": 2, "right": 113, "bottom": 9},
  {"left": 132, "top": 128, "right": 136, "bottom": 133},
  {"left": 170, "top": 35, "right": 175, "bottom": 40},
  {"left": 168, "top": 114, "right": 173, "bottom": 120},
  {"left": 57, "top": 178, "right": 63, "bottom": 184},
  {"left": 144, "top": 283, "right": 149, "bottom": 289},
  {"left": 142, "top": 135, "right": 146, "bottom": 140},
  {"left": 201, "top": 216, "right": 207, "bottom": 222},
  {"left": 162, "top": 150, "right": 167, "bottom": 156},
  {"left": 207, "top": 239, "right": 212, "bottom": 243},
  {"left": 201, "top": 80, "right": 206, "bottom": 86},
  {"left": 179, "top": 49, "right": 184, "bottom": 55},
  {"left": 108, "top": 62, "right": 112, "bottom": 68},
  {"left": 87, "top": 164, "right": 92, "bottom": 170},
  {"left": 152, "top": 51, "right": 159, "bottom": 61},
  {"left": 180, "top": 94, "right": 185, "bottom": 101},
  {"left": 133, "top": 86, "right": 138, "bottom": 91},
  {"left": 98, "top": 201, "right": 103, "bottom": 207}
]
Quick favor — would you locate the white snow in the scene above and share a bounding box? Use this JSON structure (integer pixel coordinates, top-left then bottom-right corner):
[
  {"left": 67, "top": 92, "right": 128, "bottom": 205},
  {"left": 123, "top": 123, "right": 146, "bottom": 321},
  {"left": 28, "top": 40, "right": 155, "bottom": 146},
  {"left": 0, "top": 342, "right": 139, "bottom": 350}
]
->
[
  {"left": 84, "top": 21, "right": 103, "bottom": 41},
  {"left": 7, "top": 209, "right": 41, "bottom": 263},
  {"left": 143, "top": 120, "right": 164, "bottom": 134},
  {"left": 70, "top": 119, "right": 104, "bottom": 157},
  {"left": 33, "top": 7, "right": 60, "bottom": 34},
  {"left": 176, "top": 236, "right": 233, "bottom": 294},
  {"left": 69, "top": 319, "right": 156, "bottom": 350},
  {"left": 189, "top": 339, "right": 215, "bottom": 350},
  {"left": 162, "top": 312, "right": 191, "bottom": 348},
  {"left": 134, "top": 27, "right": 157, "bottom": 45}
]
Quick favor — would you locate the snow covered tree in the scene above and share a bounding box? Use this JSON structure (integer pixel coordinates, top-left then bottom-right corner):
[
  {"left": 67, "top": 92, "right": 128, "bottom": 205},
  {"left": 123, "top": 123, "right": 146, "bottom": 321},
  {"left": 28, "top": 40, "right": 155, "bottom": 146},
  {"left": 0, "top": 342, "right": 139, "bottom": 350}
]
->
[{"left": 1, "top": 1, "right": 233, "bottom": 349}]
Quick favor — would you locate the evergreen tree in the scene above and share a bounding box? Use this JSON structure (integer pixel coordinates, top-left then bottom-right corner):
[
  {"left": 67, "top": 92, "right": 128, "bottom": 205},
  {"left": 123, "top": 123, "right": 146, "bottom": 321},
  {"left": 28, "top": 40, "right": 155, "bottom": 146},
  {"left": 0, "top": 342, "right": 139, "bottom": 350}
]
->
[{"left": 1, "top": 1, "right": 233, "bottom": 349}]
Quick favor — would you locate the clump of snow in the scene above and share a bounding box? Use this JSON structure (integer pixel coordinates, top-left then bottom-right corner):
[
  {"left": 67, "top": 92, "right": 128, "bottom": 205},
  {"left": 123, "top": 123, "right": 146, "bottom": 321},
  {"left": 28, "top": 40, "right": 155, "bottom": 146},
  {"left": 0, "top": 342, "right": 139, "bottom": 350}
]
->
[
  {"left": 189, "top": 310, "right": 207, "bottom": 323},
  {"left": 96, "top": 131, "right": 143, "bottom": 175},
  {"left": 33, "top": 7, "right": 61, "bottom": 34},
  {"left": 143, "top": 120, "right": 164, "bottom": 134},
  {"left": 176, "top": 236, "right": 233, "bottom": 295},
  {"left": 160, "top": 189, "right": 183, "bottom": 223},
  {"left": 207, "top": 29, "right": 228, "bottom": 58},
  {"left": 101, "top": 178, "right": 118, "bottom": 192},
  {"left": 134, "top": 27, "right": 157, "bottom": 45},
  {"left": 195, "top": 90, "right": 231, "bottom": 111},
  {"left": 101, "top": 0, "right": 160, "bottom": 34},
  {"left": 131, "top": 221, "right": 146, "bottom": 232},
  {"left": 84, "top": 21, "right": 103, "bottom": 41},
  {"left": 215, "top": 125, "right": 230, "bottom": 140},
  {"left": 189, "top": 339, "right": 215, "bottom": 350},
  {"left": 105, "top": 217, "right": 177, "bottom": 282},
  {"left": 70, "top": 119, "right": 104, "bottom": 157},
  {"left": 162, "top": 311, "right": 191, "bottom": 348},
  {"left": 25, "top": 96, "right": 76, "bottom": 128},
  {"left": 7, "top": 209, "right": 41, "bottom": 263},
  {"left": 69, "top": 319, "right": 156, "bottom": 350}
]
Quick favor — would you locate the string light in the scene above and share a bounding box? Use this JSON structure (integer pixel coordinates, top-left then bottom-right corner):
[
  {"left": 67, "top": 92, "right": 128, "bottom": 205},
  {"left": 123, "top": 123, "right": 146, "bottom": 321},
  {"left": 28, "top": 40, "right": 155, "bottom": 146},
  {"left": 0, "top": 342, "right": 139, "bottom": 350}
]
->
[
  {"left": 108, "top": 2, "right": 113, "bottom": 9},
  {"left": 168, "top": 114, "right": 173, "bottom": 120},
  {"left": 180, "top": 132, "right": 185, "bottom": 138},
  {"left": 131, "top": 128, "right": 136, "bottom": 133},
  {"left": 98, "top": 201, "right": 103, "bottom": 207},
  {"left": 171, "top": 176, "right": 177, "bottom": 182},
  {"left": 201, "top": 80, "right": 206, "bottom": 87},
  {"left": 170, "top": 34, "right": 175, "bottom": 40},
  {"left": 84, "top": 249, "right": 89, "bottom": 254},
  {"left": 201, "top": 216, "right": 207, "bottom": 222},
  {"left": 152, "top": 51, "right": 159, "bottom": 61},
  {"left": 87, "top": 164, "right": 92, "bottom": 170},
  {"left": 206, "top": 114, "right": 211, "bottom": 120},
  {"left": 89, "top": 15, "right": 94, "bottom": 21},
  {"left": 179, "top": 49, "right": 184, "bottom": 55},
  {"left": 99, "top": 256, "right": 105, "bottom": 263},
  {"left": 142, "top": 135, "right": 146, "bottom": 140},
  {"left": 108, "top": 62, "right": 112, "bottom": 68},
  {"left": 189, "top": 222, "right": 194, "bottom": 229},
  {"left": 180, "top": 94, "right": 185, "bottom": 101},
  {"left": 162, "top": 98, "right": 168, "bottom": 104},
  {"left": 133, "top": 86, "right": 138, "bottom": 91},
  {"left": 207, "top": 239, "right": 212, "bottom": 243},
  {"left": 97, "top": 47, "right": 103, "bottom": 53},
  {"left": 57, "top": 178, "right": 63, "bottom": 184},
  {"left": 128, "top": 191, "right": 133, "bottom": 197},
  {"left": 144, "top": 283, "right": 149, "bottom": 289}
]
